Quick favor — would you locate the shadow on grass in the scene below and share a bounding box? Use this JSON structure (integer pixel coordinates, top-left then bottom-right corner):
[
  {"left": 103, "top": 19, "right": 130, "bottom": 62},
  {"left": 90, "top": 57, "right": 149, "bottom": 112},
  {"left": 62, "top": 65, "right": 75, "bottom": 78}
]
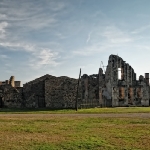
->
[
  {"left": 1, "top": 107, "right": 150, "bottom": 114},
  {"left": 0, "top": 108, "right": 75, "bottom": 113}
]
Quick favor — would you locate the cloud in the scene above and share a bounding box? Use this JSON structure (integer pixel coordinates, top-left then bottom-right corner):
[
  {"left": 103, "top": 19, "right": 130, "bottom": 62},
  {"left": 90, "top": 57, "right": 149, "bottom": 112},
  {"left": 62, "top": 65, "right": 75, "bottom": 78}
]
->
[
  {"left": 30, "top": 48, "right": 59, "bottom": 69},
  {"left": 86, "top": 31, "right": 92, "bottom": 43},
  {"left": 0, "top": 42, "right": 35, "bottom": 52},
  {"left": 0, "top": 22, "right": 8, "bottom": 39},
  {"left": 0, "top": 39, "right": 60, "bottom": 69}
]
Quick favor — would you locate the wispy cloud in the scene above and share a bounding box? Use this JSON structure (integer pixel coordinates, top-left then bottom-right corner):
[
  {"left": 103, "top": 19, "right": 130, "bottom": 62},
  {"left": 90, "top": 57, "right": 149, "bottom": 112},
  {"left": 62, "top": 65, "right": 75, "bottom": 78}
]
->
[
  {"left": 30, "top": 48, "right": 59, "bottom": 69},
  {"left": 0, "top": 22, "right": 8, "bottom": 39},
  {"left": 0, "top": 41, "right": 60, "bottom": 69},
  {"left": 86, "top": 31, "right": 92, "bottom": 43},
  {"left": 0, "top": 42, "right": 35, "bottom": 52}
]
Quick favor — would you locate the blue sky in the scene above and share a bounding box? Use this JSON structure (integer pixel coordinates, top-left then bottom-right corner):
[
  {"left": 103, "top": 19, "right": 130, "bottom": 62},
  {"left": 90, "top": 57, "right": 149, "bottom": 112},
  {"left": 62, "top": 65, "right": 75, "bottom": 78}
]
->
[{"left": 0, "top": 0, "right": 150, "bottom": 84}]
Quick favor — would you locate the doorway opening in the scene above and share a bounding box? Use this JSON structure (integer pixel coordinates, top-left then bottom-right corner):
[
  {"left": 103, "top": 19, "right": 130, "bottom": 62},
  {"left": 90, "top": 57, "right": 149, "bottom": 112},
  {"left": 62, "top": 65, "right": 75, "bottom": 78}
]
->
[{"left": 0, "top": 97, "right": 3, "bottom": 108}]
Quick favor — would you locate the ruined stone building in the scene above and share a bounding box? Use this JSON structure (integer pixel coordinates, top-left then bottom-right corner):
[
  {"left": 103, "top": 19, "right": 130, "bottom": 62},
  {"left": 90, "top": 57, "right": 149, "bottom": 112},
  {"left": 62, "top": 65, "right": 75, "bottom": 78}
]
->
[
  {"left": 0, "top": 75, "right": 78, "bottom": 108},
  {"left": 81, "top": 55, "right": 150, "bottom": 107},
  {"left": 0, "top": 55, "right": 150, "bottom": 108},
  {"left": 0, "top": 76, "right": 22, "bottom": 108}
]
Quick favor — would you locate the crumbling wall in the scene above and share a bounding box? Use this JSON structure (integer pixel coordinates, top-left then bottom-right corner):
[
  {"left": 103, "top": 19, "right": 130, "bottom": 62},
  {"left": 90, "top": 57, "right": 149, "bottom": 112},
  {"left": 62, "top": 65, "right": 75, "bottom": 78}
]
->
[
  {"left": 79, "top": 55, "right": 149, "bottom": 107},
  {"left": 0, "top": 85, "right": 23, "bottom": 108},
  {"left": 103, "top": 55, "right": 149, "bottom": 107}
]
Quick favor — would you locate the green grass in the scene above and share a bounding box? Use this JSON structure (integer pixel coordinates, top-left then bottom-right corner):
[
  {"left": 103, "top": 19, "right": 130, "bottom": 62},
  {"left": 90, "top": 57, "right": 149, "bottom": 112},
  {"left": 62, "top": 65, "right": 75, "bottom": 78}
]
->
[
  {"left": 0, "top": 107, "right": 150, "bottom": 149},
  {"left": 0, "top": 114, "right": 150, "bottom": 150},
  {"left": 0, "top": 107, "right": 150, "bottom": 114}
]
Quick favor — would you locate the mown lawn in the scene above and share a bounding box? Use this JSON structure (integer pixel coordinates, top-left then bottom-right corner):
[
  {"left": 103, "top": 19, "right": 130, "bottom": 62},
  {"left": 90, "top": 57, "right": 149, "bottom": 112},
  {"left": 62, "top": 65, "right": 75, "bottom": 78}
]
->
[
  {"left": 0, "top": 107, "right": 150, "bottom": 114},
  {"left": 0, "top": 114, "right": 150, "bottom": 150}
]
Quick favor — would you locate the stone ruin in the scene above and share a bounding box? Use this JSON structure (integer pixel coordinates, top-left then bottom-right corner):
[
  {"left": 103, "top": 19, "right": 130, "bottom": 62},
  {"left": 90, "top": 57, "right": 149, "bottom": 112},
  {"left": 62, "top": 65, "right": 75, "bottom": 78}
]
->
[
  {"left": 0, "top": 54, "right": 150, "bottom": 108},
  {"left": 0, "top": 74, "right": 78, "bottom": 108},
  {"left": 81, "top": 55, "right": 150, "bottom": 107},
  {"left": 0, "top": 76, "right": 22, "bottom": 108}
]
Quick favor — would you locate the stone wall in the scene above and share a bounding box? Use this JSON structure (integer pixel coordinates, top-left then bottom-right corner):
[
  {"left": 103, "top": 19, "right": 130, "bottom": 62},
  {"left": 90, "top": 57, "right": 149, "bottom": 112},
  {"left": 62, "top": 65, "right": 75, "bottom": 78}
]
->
[
  {"left": 45, "top": 76, "right": 78, "bottom": 108},
  {"left": 23, "top": 74, "right": 51, "bottom": 108},
  {"left": 0, "top": 85, "right": 23, "bottom": 108},
  {"left": 23, "top": 75, "right": 78, "bottom": 109}
]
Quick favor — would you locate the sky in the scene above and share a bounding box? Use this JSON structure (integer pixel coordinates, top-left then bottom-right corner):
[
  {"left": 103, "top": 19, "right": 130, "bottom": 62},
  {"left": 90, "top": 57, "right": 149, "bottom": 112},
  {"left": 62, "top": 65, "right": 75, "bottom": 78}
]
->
[{"left": 1, "top": 0, "right": 150, "bottom": 85}]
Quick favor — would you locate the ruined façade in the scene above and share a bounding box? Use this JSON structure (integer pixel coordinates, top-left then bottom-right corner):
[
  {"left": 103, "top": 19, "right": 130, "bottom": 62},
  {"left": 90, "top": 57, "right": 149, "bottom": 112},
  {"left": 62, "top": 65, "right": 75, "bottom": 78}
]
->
[
  {"left": 81, "top": 55, "right": 150, "bottom": 107},
  {"left": 0, "top": 54, "right": 150, "bottom": 108},
  {"left": 0, "top": 75, "right": 78, "bottom": 108}
]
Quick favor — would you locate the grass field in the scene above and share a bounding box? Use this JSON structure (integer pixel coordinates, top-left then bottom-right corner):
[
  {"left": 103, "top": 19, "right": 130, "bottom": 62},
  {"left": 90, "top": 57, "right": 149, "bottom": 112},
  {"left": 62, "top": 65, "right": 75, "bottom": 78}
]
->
[{"left": 0, "top": 107, "right": 150, "bottom": 150}]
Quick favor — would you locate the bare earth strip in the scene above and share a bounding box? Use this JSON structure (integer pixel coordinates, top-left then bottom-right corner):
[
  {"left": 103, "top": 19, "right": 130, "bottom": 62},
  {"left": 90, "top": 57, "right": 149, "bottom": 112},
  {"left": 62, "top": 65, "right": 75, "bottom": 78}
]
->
[{"left": 0, "top": 113, "right": 150, "bottom": 118}]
